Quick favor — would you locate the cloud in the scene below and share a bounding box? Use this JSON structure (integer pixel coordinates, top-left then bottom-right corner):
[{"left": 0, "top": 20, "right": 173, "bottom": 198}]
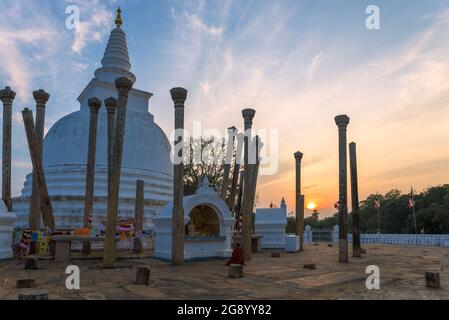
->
[
  {"left": 0, "top": 1, "right": 59, "bottom": 100},
  {"left": 66, "top": 0, "right": 113, "bottom": 54},
  {"left": 306, "top": 51, "right": 322, "bottom": 83},
  {"left": 184, "top": 13, "right": 223, "bottom": 36}
]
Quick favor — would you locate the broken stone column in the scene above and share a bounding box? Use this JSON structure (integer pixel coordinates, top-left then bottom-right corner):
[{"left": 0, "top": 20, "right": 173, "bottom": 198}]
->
[
  {"left": 171, "top": 87, "right": 188, "bottom": 266},
  {"left": 220, "top": 126, "right": 236, "bottom": 200},
  {"left": 134, "top": 179, "right": 144, "bottom": 254},
  {"left": 349, "top": 142, "right": 361, "bottom": 258},
  {"left": 103, "top": 77, "right": 134, "bottom": 268},
  {"left": 294, "top": 151, "right": 304, "bottom": 251},
  {"left": 335, "top": 115, "right": 350, "bottom": 263},
  {"left": 82, "top": 97, "right": 102, "bottom": 256},
  {"left": 0, "top": 86, "right": 16, "bottom": 212},
  {"left": 29, "top": 90, "right": 50, "bottom": 234},
  {"left": 104, "top": 97, "right": 117, "bottom": 195},
  {"left": 22, "top": 109, "right": 55, "bottom": 231},
  {"left": 240, "top": 108, "right": 256, "bottom": 261}
]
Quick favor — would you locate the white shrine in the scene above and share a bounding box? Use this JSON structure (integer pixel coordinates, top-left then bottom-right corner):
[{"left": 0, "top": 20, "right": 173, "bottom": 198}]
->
[
  {"left": 154, "top": 178, "right": 234, "bottom": 260},
  {"left": 255, "top": 198, "right": 288, "bottom": 249},
  {"left": 12, "top": 14, "right": 173, "bottom": 230}
]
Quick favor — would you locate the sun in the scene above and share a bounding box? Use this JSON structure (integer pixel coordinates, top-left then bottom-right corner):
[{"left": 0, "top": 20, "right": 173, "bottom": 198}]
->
[{"left": 307, "top": 202, "right": 317, "bottom": 210}]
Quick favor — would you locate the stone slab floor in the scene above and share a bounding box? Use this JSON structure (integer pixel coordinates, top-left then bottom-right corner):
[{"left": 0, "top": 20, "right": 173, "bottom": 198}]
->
[{"left": 1, "top": 244, "right": 449, "bottom": 300}]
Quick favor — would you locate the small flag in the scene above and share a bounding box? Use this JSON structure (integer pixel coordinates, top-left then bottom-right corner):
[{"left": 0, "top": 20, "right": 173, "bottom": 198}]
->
[
  {"left": 408, "top": 197, "right": 415, "bottom": 208},
  {"left": 334, "top": 201, "right": 340, "bottom": 210},
  {"left": 118, "top": 224, "right": 132, "bottom": 233},
  {"left": 374, "top": 198, "right": 381, "bottom": 209}
]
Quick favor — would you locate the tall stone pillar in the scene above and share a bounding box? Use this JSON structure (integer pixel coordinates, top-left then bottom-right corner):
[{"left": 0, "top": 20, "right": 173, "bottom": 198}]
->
[
  {"left": 171, "top": 87, "right": 188, "bottom": 265},
  {"left": 250, "top": 135, "right": 262, "bottom": 235},
  {"left": 349, "top": 142, "right": 361, "bottom": 258},
  {"left": 82, "top": 98, "right": 102, "bottom": 255},
  {"left": 104, "top": 97, "right": 117, "bottom": 194},
  {"left": 22, "top": 108, "right": 55, "bottom": 231},
  {"left": 134, "top": 179, "right": 144, "bottom": 254},
  {"left": 29, "top": 90, "right": 50, "bottom": 233},
  {"left": 335, "top": 115, "right": 350, "bottom": 263},
  {"left": 103, "top": 77, "right": 134, "bottom": 268},
  {"left": 220, "top": 126, "right": 236, "bottom": 200},
  {"left": 227, "top": 131, "right": 242, "bottom": 211},
  {"left": 241, "top": 108, "right": 256, "bottom": 261},
  {"left": 294, "top": 151, "right": 305, "bottom": 251},
  {"left": 0, "top": 86, "right": 16, "bottom": 212}
]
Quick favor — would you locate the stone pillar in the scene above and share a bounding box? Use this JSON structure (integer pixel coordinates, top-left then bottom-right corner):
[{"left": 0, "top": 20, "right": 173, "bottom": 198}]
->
[
  {"left": 103, "top": 77, "right": 134, "bottom": 268},
  {"left": 171, "top": 87, "right": 188, "bottom": 265},
  {"left": 104, "top": 97, "right": 117, "bottom": 195},
  {"left": 29, "top": 90, "right": 50, "bottom": 234},
  {"left": 294, "top": 151, "right": 304, "bottom": 251},
  {"left": 349, "top": 142, "right": 361, "bottom": 258},
  {"left": 82, "top": 98, "right": 102, "bottom": 255},
  {"left": 227, "top": 131, "right": 242, "bottom": 211},
  {"left": 220, "top": 126, "right": 236, "bottom": 200},
  {"left": 134, "top": 179, "right": 144, "bottom": 253},
  {"left": 0, "top": 86, "right": 16, "bottom": 212},
  {"left": 241, "top": 108, "right": 256, "bottom": 261},
  {"left": 335, "top": 115, "right": 350, "bottom": 263},
  {"left": 234, "top": 170, "right": 244, "bottom": 232},
  {"left": 22, "top": 109, "right": 55, "bottom": 231},
  {"left": 250, "top": 135, "right": 262, "bottom": 235}
]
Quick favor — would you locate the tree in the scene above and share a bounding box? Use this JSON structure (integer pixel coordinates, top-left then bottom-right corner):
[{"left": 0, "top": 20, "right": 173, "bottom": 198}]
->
[{"left": 183, "top": 136, "right": 229, "bottom": 196}]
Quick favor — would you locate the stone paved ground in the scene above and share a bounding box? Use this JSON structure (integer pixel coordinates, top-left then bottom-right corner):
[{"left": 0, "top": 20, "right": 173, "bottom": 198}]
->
[{"left": 1, "top": 244, "right": 449, "bottom": 300}]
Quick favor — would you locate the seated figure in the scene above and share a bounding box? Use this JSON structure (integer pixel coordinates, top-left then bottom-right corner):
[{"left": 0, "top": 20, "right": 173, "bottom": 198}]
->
[{"left": 226, "top": 242, "right": 244, "bottom": 266}]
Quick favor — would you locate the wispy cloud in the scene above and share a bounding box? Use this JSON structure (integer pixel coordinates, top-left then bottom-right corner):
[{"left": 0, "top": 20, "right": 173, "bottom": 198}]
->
[{"left": 66, "top": 0, "right": 113, "bottom": 54}]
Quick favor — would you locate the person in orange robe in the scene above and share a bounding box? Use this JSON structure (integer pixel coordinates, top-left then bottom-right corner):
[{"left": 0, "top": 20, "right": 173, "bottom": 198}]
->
[{"left": 226, "top": 242, "right": 245, "bottom": 266}]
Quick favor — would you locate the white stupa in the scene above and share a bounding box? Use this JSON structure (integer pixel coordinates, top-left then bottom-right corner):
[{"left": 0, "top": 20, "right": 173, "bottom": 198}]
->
[{"left": 13, "top": 10, "right": 173, "bottom": 229}]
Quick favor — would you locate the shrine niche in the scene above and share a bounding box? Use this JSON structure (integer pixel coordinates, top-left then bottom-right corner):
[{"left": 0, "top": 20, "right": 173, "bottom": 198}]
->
[
  {"left": 186, "top": 205, "right": 220, "bottom": 237},
  {"left": 153, "top": 177, "right": 234, "bottom": 260}
]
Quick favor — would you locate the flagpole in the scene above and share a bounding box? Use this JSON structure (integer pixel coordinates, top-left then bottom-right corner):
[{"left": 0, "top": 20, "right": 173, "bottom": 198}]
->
[
  {"left": 411, "top": 187, "right": 417, "bottom": 235},
  {"left": 376, "top": 192, "right": 381, "bottom": 234}
]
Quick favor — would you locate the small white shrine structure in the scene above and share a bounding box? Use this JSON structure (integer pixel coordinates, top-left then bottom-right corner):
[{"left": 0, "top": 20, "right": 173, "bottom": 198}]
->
[
  {"left": 0, "top": 202, "right": 15, "bottom": 259},
  {"left": 255, "top": 198, "right": 287, "bottom": 249},
  {"left": 153, "top": 178, "right": 234, "bottom": 260}
]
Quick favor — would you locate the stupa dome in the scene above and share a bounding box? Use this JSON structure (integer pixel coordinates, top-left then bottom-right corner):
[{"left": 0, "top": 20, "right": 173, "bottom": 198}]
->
[{"left": 13, "top": 10, "right": 173, "bottom": 228}]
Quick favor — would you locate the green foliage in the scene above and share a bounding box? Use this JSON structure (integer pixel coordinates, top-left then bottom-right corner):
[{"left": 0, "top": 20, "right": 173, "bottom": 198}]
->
[
  {"left": 286, "top": 217, "right": 296, "bottom": 234},
  {"left": 355, "top": 185, "right": 449, "bottom": 234}
]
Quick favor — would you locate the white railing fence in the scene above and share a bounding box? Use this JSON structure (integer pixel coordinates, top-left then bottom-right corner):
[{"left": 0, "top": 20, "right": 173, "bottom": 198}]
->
[{"left": 303, "top": 225, "right": 449, "bottom": 247}]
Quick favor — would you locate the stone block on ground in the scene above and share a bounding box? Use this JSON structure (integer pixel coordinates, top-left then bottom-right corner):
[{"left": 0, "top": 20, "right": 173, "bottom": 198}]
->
[
  {"left": 229, "top": 264, "right": 243, "bottom": 278},
  {"left": 271, "top": 252, "right": 281, "bottom": 258},
  {"left": 18, "top": 290, "right": 48, "bottom": 300},
  {"left": 16, "top": 279, "right": 36, "bottom": 288},
  {"left": 303, "top": 264, "right": 316, "bottom": 270},
  {"left": 425, "top": 272, "right": 441, "bottom": 289},
  {"left": 24, "top": 256, "right": 38, "bottom": 270},
  {"left": 136, "top": 265, "right": 151, "bottom": 285}
]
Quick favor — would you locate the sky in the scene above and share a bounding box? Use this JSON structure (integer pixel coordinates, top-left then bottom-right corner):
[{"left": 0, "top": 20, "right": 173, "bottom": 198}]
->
[{"left": 1, "top": 0, "right": 449, "bottom": 218}]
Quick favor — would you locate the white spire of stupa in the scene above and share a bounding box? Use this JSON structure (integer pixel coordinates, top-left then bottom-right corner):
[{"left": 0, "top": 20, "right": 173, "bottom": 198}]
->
[{"left": 94, "top": 7, "right": 136, "bottom": 84}]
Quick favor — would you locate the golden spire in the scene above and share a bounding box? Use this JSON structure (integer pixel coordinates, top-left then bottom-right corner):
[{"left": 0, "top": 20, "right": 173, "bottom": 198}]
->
[{"left": 115, "top": 7, "right": 123, "bottom": 27}]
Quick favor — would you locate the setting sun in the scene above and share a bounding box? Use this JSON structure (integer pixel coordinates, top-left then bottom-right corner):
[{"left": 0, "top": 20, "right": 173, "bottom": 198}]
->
[{"left": 307, "top": 202, "right": 317, "bottom": 210}]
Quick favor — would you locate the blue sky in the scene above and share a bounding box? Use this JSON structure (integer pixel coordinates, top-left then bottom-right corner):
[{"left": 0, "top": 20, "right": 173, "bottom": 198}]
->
[{"left": 1, "top": 0, "right": 449, "bottom": 216}]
